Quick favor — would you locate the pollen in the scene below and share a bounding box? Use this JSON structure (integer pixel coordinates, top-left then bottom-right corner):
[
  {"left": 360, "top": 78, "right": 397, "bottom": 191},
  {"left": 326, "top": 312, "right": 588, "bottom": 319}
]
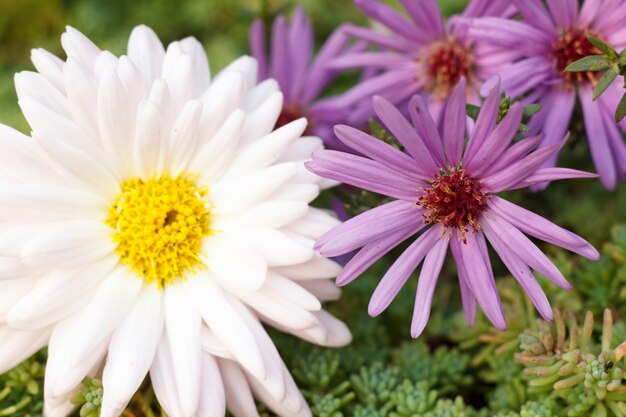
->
[
  {"left": 107, "top": 174, "right": 211, "bottom": 288},
  {"left": 422, "top": 37, "right": 475, "bottom": 99},
  {"left": 417, "top": 168, "right": 487, "bottom": 242},
  {"left": 552, "top": 28, "right": 600, "bottom": 86}
]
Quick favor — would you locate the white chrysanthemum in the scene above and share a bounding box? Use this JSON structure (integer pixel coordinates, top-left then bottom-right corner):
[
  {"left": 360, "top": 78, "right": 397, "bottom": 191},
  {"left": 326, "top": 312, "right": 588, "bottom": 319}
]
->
[{"left": 0, "top": 25, "right": 351, "bottom": 417}]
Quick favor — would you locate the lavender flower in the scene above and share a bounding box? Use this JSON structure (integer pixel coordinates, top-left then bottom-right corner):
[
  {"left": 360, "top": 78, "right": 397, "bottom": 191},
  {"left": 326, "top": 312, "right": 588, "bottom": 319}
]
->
[
  {"left": 306, "top": 80, "right": 600, "bottom": 338},
  {"left": 326, "top": 0, "right": 516, "bottom": 124},
  {"left": 467, "top": 0, "right": 626, "bottom": 189},
  {"left": 250, "top": 6, "right": 362, "bottom": 150}
]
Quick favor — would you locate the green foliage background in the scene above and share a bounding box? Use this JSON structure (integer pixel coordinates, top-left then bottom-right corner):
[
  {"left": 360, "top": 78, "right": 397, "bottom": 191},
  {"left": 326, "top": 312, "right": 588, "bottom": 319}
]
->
[{"left": 3, "top": 0, "right": 626, "bottom": 416}]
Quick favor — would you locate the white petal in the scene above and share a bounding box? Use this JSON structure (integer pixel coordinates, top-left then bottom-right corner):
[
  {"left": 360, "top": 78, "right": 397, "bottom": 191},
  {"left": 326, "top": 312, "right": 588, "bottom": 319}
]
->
[
  {"left": 184, "top": 275, "right": 266, "bottom": 379},
  {"left": 7, "top": 254, "right": 118, "bottom": 329},
  {"left": 162, "top": 43, "right": 194, "bottom": 111},
  {"left": 33, "top": 130, "right": 120, "bottom": 198},
  {"left": 45, "top": 317, "right": 109, "bottom": 399},
  {"left": 117, "top": 56, "right": 147, "bottom": 110},
  {"left": 278, "top": 136, "right": 323, "bottom": 163},
  {"left": 0, "top": 183, "right": 107, "bottom": 223},
  {"left": 150, "top": 336, "right": 186, "bottom": 417},
  {"left": 67, "top": 267, "right": 142, "bottom": 366},
  {"left": 212, "top": 201, "right": 308, "bottom": 230},
  {"left": 267, "top": 184, "right": 319, "bottom": 203},
  {"left": 0, "top": 276, "right": 38, "bottom": 322},
  {"left": 197, "top": 72, "right": 244, "bottom": 142},
  {"left": 21, "top": 220, "right": 115, "bottom": 269},
  {"left": 197, "top": 352, "right": 226, "bottom": 417},
  {"left": 223, "top": 118, "right": 306, "bottom": 179},
  {"left": 167, "top": 99, "right": 202, "bottom": 175},
  {"left": 61, "top": 26, "right": 100, "bottom": 67},
  {"left": 222, "top": 227, "right": 312, "bottom": 267},
  {"left": 298, "top": 279, "right": 341, "bottom": 302},
  {"left": 133, "top": 100, "right": 166, "bottom": 179},
  {"left": 0, "top": 325, "right": 50, "bottom": 374},
  {"left": 15, "top": 71, "right": 69, "bottom": 116},
  {"left": 216, "top": 358, "right": 259, "bottom": 417},
  {"left": 216, "top": 56, "right": 258, "bottom": 101},
  {"left": 164, "top": 283, "right": 202, "bottom": 416},
  {"left": 191, "top": 109, "right": 244, "bottom": 186},
  {"left": 31, "top": 48, "right": 65, "bottom": 92},
  {"left": 180, "top": 36, "right": 211, "bottom": 95},
  {"left": 203, "top": 235, "right": 267, "bottom": 291},
  {"left": 245, "top": 79, "right": 279, "bottom": 112},
  {"left": 0, "top": 256, "right": 33, "bottom": 280},
  {"left": 101, "top": 286, "right": 164, "bottom": 417},
  {"left": 239, "top": 92, "right": 283, "bottom": 148},
  {"left": 274, "top": 254, "right": 342, "bottom": 280},
  {"left": 127, "top": 25, "right": 165, "bottom": 88},
  {"left": 63, "top": 58, "right": 98, "bottom": 139},
  {"left": 210, "top": 163, "right": 297, "bottom": 214},
  {"left": 286, "top": 207, "right": 341, "bottom": 240},
  {"left": 97, "top": 70, "right": 135, "bottom": 177},
  {"left": 0, "top": 125, "right": 65, "bottom": 185},
  {"left": 94, "top": 51, "right": 119, "bottom": 80}
]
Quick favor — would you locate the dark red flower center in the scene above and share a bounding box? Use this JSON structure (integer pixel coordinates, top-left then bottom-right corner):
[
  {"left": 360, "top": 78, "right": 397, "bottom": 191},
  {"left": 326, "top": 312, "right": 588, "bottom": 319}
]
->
[
  {"left": 417, "top": 168, "right": 487, "bottom": 240},
  {"left": 275, "top": 104, "right": 313, "bottom": 135},
  {"left": 552, "top": 28, "right": 600, "bottom": 85},
  {"left": 423, "top": 38, "right": 474, "bottom": 98}
]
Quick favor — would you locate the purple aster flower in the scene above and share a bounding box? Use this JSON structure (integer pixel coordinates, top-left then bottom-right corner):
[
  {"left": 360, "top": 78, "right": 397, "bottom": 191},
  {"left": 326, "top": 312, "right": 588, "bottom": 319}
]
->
[
  {"left": 250, "top": 6, "right": 364, "bottom": 150},
  {"left": 306, "top": 79, "right": 600, "bottom": 337},
  {"left": 326, "top": 0, "right": 517, "bottom": 124},
  {"left": 467, "top": 0, "right": 626, "bottom": 189}
]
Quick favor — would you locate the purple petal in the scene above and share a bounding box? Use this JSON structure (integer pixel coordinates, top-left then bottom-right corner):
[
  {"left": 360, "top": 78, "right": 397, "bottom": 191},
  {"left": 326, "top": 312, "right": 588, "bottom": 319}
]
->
[
  {"left": 481, "top": 133, "right": 568, "bottom": 192},
  {"left": 464, "top": 81, "right": 500, "bottom": 163},
  {"left": 337, "top": 221, "right": 424, "bottom": 286},
  {"left": 546, "top": 0, "right": 577, "bottom": 29},
  {"left": 488, "top": 196, "right": 599, "bottom": 260},
  {"left": 464, "top": 103, "right": 523, "bottom": 177},
  {"left": 511, "top": 0, "right": 557, "bottom": 35},
  {"left": 398, "top": 0, "right": 445, "bottom": 40},
  {"left": 481, "top": 209, "right": 572, "bottom": 289},
  {"left": 368, "top": 227, "right": 440, "bottom": 316},
  {"left": 341, "top": 24, "right": 414, "bottom": 52},
  {"left": 333, "top": 68, "right": 416, "bottom": 108},
  {"left": 270, "top": 16, "right": 290, "bottom": 96},
  {"left": 515, "top": 167, "right": 598, "bottom": 189},
  {"left": 408, "top": 95, "right": 446, "bottom": 167},
  {"left": 457, "top": 230, "right": 507, "bottom": 330},
  {"left": 579, "top": 0, "right": 602, "bottom": 24},
  {"left": 467, "top": 17, "right": 552, "bottom": 55},
  {"left": 249, "top": 20, "right": 268, "bottom": 80},
  {"left": 287, "top": 6, "right": 314, "bottom": 101},
  {"left": 579, "top": 85, "right": 617, "bottom": 189},
  {"left": 481, "top": 217, "right": 553, "bottom": 320},
  {"left": 314, "top": 200, "right": 423, "bottom": 257},
  {"left": 411, "top": 234, "right": 449, "bottom": 338},
  {"left": 333, "top": 124, "right": 426, "bottom": 178},
  {"left": 481, "top": 57, "right": 553, "bottom": 99},
  {"left": 373, "top": 96, "right": 440, "bottom": 176},
  {"left": 307, "top": 151, "right": 421, "bottom": 200},
  {"left": 443, "top": 77, "right": 466, "bottom": 166},
  {"left": 328, "top": 52, "right": 409, "bottom": 69},
  {"left": 463, "top": 0, "right": 515, "bottom": 18},
  {"left": 355, "top": 0, "right": 425, "bottom": 43},
  {"left": 450, "top": 237, "right": 477, "bottom": 326},
  {"left": 482, "top": 134, "right": 543, "bottom": 178},
  {"left": 304, "top": 25, "right": 351, "bottom": 102}
]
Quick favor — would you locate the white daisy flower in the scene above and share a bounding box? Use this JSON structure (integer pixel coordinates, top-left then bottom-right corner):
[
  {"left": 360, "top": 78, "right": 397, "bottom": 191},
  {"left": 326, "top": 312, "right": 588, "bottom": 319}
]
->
[{"left": 0, "top": 25, "right": 351, "bottom": 417}]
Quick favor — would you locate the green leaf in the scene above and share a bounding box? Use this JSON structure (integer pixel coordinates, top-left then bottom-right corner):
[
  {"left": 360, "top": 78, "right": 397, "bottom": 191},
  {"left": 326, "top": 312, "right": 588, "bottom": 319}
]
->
[
  {"left": 466, "top": 104, "right": 480, "bottom": 119},
  {"left": 564, "top": 55, "right": 611, "bottom": 72},
  {"left": 593, "top": 65, "right": 618, "bottom": 100},
  {"left": 616, "top": 92, "right": 626, "bottom": 123},
  {"left": 518, "top": 123, "right": 529, "bottom": 132},
  {"left": 620, "top": 49, "right": 626, "bottom": 67},
  {"left": 522, "top": 104, "right": 542, "bottom": 117},
  {"left": 588, "top": 35, "right": 618, "bottom": 59}
]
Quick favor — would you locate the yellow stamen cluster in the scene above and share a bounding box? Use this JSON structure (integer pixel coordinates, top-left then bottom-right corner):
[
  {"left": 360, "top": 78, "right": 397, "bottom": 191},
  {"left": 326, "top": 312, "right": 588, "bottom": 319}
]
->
[{"left": 107, "top": 174, "right": 211, "bottom": 288}]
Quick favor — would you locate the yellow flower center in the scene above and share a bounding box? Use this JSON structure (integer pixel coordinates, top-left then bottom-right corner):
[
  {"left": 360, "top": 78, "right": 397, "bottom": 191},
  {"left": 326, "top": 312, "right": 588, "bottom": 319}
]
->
[{"left": 107, "top": 174, "right": 211, "bottom": 288}]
